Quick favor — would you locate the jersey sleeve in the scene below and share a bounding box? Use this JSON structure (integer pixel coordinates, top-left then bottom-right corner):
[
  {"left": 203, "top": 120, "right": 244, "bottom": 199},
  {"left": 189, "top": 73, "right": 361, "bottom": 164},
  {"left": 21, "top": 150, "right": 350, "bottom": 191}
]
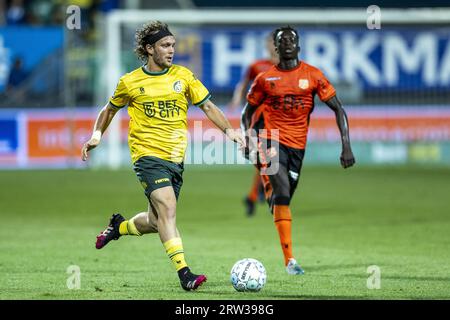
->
[
  {"left": 314, "top": 69, "right": 336, "bottom": 102},
  {"left": 109, "top": 76, "right": 130, "bottom": 108},
  {"left": 187, "top": 71, "right": 211, "bottom": 107},
  {"left": 246, "top": 73, "right": 266, "bottom": 107}
]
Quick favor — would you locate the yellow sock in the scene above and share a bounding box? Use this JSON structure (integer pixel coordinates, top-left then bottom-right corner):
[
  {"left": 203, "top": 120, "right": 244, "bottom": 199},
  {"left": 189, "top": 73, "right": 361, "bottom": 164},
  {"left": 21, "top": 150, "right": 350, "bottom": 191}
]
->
[
  {"left": 163, "top": 237, "right": 188, "bottom": 271},
  {"left": 119, "top": 219, "right": 142, "bottom": 236}
]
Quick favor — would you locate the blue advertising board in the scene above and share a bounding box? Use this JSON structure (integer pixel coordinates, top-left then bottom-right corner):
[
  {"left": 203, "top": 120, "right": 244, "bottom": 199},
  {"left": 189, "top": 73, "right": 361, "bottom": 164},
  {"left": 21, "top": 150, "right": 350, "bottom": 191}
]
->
[
  {"left": 0, "top": 117, "right": 18, "bottom": 154},
  {"left": 171, "top": 27, "right": 450, "bottom": 92}
]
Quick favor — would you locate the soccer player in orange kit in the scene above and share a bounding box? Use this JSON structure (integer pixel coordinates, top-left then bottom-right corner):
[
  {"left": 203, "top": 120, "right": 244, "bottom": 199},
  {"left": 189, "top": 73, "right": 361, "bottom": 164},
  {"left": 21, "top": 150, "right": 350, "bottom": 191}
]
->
[
  {"left": 229, "top": 33, "right": 278, "bottom": 217},
  {"left": 241, "top": 26, "right": 355, "bottom": 275}
]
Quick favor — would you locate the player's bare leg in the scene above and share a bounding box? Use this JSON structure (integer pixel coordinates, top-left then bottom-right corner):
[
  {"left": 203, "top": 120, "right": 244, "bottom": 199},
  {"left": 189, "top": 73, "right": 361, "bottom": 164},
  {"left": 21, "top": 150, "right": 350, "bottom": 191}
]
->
[
  {"left": 95, "top": 202, "right": 181, "bottom": 248},
  {"left": 130, "top": 211, "right": 158, "bottom": 234},
  {"left": 132, "top": 202, "right": 182, "bottom": 236},
  {"left": 150, "top": 186, "right": 206, "bottom": 291},
  {"left": 149, "top": 186, "right": 178, "bottom": 241}
]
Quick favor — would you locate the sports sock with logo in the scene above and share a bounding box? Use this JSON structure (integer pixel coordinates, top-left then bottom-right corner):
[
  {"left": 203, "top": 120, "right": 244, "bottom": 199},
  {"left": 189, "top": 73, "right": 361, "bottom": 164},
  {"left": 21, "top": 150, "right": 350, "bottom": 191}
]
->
[
  {"left": 273, "top": 205, "right": 293, "bottom": 265},
  {"left": 119, "top": 218, "right": 142, "bottom": 236},
  {"left": 163, "top": 237, "right": 188, "bottom": 272}
]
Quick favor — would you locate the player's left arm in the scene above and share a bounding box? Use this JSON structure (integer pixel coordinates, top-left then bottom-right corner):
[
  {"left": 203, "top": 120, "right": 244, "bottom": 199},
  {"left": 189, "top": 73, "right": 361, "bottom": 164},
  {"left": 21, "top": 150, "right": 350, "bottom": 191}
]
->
[
  {"left": 325, "top": 95, "right": 356, "bottom": 169},
  {"left": 199, "top": 100, "right": 246, "bottom": 148}
]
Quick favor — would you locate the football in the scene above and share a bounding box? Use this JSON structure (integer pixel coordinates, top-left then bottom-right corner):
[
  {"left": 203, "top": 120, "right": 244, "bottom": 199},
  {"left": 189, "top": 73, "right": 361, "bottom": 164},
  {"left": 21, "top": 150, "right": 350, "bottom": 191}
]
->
[{"left": 230, "top": 258, "right": 267, "bottom": 292}]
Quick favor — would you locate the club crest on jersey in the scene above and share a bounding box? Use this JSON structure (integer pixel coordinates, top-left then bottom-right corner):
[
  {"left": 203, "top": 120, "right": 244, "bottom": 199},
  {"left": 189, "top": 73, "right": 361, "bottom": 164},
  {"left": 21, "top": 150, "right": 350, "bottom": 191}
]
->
[
  {"left": 143, "top": 103, "right": 156, "bottom": 118},
  {"left": 299, "top": 79, "right": 309, "bottom": 89},
  {"left": 173, "top": 80, "right": 182, "bottom": 93}
]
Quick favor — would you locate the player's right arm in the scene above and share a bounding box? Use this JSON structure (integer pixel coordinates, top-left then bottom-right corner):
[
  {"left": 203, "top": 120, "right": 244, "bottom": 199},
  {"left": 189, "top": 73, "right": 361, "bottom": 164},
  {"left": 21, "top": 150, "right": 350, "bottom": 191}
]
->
[
  {"left": 81, "top": 103, "right": 120, "bottom": 161},
  {"left": 241, "top": 73, "right": 265, "bottom": 131},
  {"left": 240, "top": 102, "right": 259, "bottom": 162},
  {"left": 241, "top": 102, "right": 258, "bottom": 132},
  {"left": 241, "top": 73, "right": 265, "bottom": 159},
  {"left": 82, "top": 76, "right": 129, "bottom": 161}
]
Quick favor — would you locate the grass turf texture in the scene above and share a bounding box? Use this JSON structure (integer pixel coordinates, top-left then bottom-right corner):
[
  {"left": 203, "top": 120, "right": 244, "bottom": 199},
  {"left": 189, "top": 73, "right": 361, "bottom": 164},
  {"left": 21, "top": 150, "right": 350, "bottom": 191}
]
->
[{"left": 0, "top": 165, "right": 449, "bottom": 300}]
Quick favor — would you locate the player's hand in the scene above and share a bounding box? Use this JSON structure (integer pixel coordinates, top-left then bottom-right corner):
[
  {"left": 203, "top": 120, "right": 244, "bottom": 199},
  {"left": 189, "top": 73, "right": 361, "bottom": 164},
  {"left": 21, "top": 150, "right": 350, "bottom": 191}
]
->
[
  {"left": 340, "top": 147, "right": 355, "bottom": 169},
  {"left": 81, "top": 137, "right": 100, "bottom": 161},
  {"left": 226, "top": 128, "right": 246, "bottom": 149}
]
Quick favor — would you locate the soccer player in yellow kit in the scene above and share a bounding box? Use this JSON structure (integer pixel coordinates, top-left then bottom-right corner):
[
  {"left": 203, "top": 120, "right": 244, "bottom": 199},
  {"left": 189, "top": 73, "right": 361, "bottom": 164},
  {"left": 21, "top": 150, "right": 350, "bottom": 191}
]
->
[{"left": 81, "top": 21, "right": 245, "bottom": 291}]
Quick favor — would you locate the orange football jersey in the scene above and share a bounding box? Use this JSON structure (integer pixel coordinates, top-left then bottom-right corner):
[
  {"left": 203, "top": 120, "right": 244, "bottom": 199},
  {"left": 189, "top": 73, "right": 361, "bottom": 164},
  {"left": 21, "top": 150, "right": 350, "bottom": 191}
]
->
[{"left": 246, "top": 61, "right": 336, "bottom": 149}]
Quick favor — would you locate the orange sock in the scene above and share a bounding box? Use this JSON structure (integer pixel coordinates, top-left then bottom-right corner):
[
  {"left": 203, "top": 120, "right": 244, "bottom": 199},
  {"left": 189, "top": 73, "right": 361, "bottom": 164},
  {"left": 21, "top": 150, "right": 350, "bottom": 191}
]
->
[
  {"left": 273, "top": 205, "right": 293, "bottom": 265},
  {"left": 247, "top": 171, "right": 261, "bottom": 202}
]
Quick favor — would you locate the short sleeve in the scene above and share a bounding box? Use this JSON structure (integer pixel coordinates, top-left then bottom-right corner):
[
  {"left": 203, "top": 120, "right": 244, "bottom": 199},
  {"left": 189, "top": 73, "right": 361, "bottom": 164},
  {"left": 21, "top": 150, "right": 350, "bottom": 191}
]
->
[
  {"left": 187, "top": 72, "right": 211, "bottom": 107},
  {"left": 109, "top": 76, "right": 130, "bottom": 108},
  {"left": 315, "top": 70, "right": 336, "bottom": 102},
  {"left": 246, "top": 73, "right": 266, "bottom": 107}
]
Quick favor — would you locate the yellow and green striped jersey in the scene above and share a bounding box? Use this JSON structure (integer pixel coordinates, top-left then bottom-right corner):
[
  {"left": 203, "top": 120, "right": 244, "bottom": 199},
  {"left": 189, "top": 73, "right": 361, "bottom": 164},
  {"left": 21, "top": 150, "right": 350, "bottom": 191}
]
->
[{"left": 110, "top": 64, "right": 210, "bottom": 164}]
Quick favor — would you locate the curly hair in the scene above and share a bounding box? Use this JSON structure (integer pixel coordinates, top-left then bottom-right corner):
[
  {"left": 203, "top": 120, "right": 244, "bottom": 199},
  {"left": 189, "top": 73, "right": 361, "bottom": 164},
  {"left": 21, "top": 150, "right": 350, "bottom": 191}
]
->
[{"left": 134, "top": 21, "right": 171, "bottom": 62}]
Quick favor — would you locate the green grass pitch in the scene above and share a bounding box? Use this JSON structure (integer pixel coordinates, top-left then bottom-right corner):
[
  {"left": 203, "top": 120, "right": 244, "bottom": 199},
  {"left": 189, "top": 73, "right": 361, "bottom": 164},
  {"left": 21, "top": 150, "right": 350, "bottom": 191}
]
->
[{"left": 0, "top": 165, "right": 449, "bottom": 300}]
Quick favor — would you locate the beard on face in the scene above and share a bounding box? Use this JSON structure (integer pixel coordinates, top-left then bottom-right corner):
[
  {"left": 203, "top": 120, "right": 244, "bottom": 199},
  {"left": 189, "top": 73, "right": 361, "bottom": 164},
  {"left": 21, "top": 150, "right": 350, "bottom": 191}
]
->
[{"left": 153, "top": 50, "right": 172, "bottom": 69}]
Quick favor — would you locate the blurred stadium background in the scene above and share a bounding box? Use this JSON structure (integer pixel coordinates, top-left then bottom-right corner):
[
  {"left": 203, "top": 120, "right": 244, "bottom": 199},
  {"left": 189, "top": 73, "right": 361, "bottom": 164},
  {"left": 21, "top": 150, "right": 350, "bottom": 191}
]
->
[
  {"left": 1, "top": 1, "right": 450, "bottom": 301},
  {"left": 1, "top": 0, "right": 450, "bottom": 169}
]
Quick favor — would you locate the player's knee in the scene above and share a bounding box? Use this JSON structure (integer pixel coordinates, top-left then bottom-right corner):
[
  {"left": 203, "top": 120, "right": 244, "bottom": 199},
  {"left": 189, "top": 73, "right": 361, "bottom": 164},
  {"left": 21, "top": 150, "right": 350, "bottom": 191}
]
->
[
  {"left": 150, "top": 191, "right": 177, "bottom": 221},
  {"left": 157, "top": 202, "right": 177, "bottom": 221},
  {"left": 272, "top": 195, "right": 291, "bottom": 206},
  {"left": 147, "top": 222, "right": 158, "bottom": 233},
  {"left": 134, "top": 217, "right": 157, "bottom": 233}
]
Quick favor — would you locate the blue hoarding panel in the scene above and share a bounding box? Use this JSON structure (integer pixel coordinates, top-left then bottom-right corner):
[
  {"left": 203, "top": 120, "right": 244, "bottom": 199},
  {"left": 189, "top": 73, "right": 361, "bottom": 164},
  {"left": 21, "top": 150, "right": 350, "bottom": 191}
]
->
[
  {"left": 172, "top": 27, "right": 450, "bottom": 92},
  {"left": 0, "top": 118, "right": 18, "bottom": 153}
]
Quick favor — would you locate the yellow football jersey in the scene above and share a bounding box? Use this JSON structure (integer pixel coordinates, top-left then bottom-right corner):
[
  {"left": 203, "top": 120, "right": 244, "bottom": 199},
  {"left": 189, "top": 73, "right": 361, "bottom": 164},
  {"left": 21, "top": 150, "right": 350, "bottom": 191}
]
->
[{"left": 110, "top": 64, "right": 210, "bottom": 164}]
